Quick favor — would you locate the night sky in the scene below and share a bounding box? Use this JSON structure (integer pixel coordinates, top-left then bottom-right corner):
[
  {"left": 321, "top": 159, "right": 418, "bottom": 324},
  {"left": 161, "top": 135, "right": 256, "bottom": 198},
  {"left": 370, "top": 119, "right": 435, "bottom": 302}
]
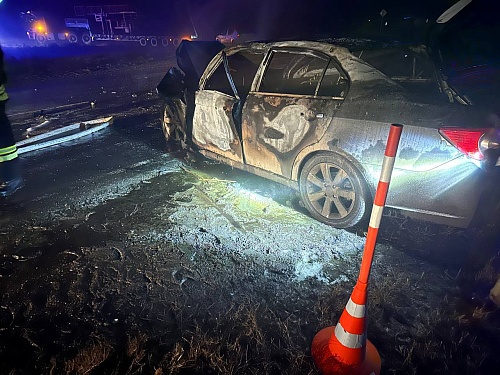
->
[
  {"left": 1, "top": 1, "right": 449, "bottom": 35},
  {"left": 0, "top": 0, "right": 496, "bottom": 40}
]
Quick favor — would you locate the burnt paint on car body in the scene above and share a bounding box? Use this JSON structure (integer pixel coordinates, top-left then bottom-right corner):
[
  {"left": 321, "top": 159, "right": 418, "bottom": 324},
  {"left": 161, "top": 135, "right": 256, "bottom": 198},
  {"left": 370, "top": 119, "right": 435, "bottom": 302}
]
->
[
  {"left": 242, "top": 94, "right": 338, "bottom": 177},
  {"left": 192, "top": 91, "right": 243, "bottom": 161}
]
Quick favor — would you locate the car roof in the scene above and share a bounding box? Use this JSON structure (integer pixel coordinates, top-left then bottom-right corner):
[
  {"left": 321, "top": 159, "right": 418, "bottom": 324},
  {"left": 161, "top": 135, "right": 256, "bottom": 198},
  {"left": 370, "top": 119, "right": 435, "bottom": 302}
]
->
[{"left": 221, "top": 40, "right": 396, "bottom": 84}]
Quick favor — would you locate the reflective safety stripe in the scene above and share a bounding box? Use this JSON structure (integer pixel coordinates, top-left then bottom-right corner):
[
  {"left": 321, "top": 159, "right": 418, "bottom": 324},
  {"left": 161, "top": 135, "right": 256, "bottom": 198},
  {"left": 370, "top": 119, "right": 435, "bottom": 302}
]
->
[
  {"left": 379, "top": 156, "right": 395, "bottom": 183},
  {"left": 0, "top": 145, "right": 17, "bottom": 155},
  {"left": 335, "top": 322, "right": 366, "bottom": 349},
  {"left": 369, "top": 204, "right": 384, "bottom": 229},
  {"left": 0, "top": 84, "right": 8, "bottom": 101},
  {"left": 0, "top": 145, "right": 18, "bottom": 162},
  {"left": 345, "top": 297, "right": 366, "bottom": 318}
]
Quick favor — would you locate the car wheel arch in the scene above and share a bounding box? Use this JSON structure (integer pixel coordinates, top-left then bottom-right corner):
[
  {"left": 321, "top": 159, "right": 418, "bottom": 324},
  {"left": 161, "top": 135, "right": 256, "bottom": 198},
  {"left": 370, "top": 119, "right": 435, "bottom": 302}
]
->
[{"left": 297, "top": 147, "right": 371, "bottom": 183}]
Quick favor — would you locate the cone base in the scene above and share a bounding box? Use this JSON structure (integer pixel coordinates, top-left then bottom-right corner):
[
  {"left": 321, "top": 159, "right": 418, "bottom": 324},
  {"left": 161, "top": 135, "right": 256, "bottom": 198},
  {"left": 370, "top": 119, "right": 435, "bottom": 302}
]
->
[{"left": 311, "top": 326, "right": 381, "bottom": 375}]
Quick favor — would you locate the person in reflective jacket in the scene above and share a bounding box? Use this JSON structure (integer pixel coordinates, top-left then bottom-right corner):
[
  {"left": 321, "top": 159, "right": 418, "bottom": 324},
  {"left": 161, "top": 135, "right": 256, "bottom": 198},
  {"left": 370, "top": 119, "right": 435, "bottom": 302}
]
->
[{"left": 0, "top": 45, "right": 23, "bottom": 197}]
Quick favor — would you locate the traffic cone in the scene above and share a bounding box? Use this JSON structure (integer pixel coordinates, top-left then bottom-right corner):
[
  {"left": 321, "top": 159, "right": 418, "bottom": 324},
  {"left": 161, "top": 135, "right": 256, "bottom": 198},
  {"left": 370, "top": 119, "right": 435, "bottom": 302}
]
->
[
  {"left": 311, "top": 124, "right": 403, "bottom": 375},
  {"left": 311, "top": 281, "right": 381, "bottom": 375}
]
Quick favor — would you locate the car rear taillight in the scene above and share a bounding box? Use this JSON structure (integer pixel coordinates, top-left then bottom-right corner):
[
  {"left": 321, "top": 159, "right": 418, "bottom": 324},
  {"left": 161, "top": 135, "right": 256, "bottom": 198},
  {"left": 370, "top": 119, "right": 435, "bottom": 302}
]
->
[{"left": 439, "top": 127, "right": 493, "bottom": 160}]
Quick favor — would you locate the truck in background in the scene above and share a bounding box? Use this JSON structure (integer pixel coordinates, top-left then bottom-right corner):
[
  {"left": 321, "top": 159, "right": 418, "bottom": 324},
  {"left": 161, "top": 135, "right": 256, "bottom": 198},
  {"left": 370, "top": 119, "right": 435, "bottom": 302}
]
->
[{"left": 25, "top": 4, "right": 192, "bottom": 47}]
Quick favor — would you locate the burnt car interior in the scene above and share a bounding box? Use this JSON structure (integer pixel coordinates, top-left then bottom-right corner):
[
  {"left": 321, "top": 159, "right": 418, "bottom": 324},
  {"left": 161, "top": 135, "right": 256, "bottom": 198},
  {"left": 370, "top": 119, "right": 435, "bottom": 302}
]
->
[{"left": 354, "top": 46, "right": 444, "bottom": 102}]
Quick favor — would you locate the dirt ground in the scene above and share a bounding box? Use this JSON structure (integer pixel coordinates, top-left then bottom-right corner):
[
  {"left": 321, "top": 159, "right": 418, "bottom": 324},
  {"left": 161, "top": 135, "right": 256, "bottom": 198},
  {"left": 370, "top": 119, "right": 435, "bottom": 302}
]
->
[{"left": 1, "top": 45, "right": 500, "bottom": 374}]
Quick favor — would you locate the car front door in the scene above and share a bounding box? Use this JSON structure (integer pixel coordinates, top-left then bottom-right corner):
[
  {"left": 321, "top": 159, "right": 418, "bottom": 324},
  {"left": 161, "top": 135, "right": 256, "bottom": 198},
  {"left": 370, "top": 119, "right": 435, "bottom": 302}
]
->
[
  {"left": 242, "top": 48, "right": 348, "bottom": 178},
  {"left": 192, "top": 52, "right": 243, "bottom": 163}
]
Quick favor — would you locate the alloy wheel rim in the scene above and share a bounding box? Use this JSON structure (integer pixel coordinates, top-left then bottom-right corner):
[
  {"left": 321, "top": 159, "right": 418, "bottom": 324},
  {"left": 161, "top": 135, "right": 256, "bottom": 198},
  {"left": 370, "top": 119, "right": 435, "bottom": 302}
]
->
[{"left": 306, "top": 162, "right": 356, "bottom": 220}]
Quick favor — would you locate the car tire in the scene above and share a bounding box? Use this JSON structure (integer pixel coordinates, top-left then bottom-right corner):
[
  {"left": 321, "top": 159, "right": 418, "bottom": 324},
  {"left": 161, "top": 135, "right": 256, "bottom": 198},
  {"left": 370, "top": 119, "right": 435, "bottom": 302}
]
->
[
  {"left": 161, "top": 103, "right": 185, "bottom": 143},
  {"left": 299, "top": 152, "right": 370, "bottom": 228}
]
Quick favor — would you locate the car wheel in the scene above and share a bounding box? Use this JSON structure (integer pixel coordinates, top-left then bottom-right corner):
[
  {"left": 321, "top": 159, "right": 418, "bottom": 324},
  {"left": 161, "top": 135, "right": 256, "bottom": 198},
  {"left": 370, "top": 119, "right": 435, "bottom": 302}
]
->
[
  {"left": 162, "top": 103, "right": 185, "bottom": 143},
  {"left": 299, "top": 152, "right": 370, "bottom": 228}
]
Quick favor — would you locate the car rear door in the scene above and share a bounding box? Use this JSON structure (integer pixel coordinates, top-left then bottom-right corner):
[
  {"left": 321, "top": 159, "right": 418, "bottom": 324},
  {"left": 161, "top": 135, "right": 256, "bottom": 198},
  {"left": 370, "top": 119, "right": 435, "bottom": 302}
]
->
[{"left": 242, "top": 48, "right": 348, "bottom": 178}]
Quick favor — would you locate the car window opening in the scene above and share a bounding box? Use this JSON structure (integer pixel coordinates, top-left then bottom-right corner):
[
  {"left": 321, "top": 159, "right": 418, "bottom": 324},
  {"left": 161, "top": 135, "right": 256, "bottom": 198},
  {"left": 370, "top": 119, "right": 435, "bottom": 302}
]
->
[
  {"left": 259, "top": 50, "right": 347, "bottom": 98},
  {"left": 204, "top": 50, "right": 265, "bottom": 138}
]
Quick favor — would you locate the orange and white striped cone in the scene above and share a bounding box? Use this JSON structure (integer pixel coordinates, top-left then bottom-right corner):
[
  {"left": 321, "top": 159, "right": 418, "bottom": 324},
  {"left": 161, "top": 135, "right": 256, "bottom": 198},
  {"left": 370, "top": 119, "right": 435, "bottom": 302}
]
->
[
  {"left": 311, "top": 281, "right": 380, "bottom": 375},
  {"left": 311, "top": 124, "right": 403, "bottom": 375}
]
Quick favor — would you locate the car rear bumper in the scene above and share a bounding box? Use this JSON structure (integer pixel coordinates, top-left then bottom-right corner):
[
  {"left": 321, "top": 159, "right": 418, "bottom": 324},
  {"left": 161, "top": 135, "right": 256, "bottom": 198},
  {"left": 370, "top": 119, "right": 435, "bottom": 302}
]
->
[{"left": 376, "top": 157, "right": 491, "bottom": 228}]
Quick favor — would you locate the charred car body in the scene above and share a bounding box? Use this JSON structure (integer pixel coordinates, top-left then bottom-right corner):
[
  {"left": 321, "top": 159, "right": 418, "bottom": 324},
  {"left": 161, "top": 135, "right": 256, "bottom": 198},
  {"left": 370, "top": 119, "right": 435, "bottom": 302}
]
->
[{"left": 157, "top": 39, "right": 499, "bottom": 229}]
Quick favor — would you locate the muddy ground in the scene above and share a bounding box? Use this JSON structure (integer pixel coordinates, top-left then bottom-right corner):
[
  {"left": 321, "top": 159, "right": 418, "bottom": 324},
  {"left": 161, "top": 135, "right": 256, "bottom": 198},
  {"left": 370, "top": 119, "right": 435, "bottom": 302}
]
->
[{"left": 1, "top": 44, "right": 500, "bottom": 374}]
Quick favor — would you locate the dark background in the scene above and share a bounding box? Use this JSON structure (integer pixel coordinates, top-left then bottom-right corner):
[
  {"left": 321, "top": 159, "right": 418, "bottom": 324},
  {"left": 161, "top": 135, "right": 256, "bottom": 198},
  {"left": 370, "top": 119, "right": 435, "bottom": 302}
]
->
[
  {"left": 1, "top": 0, "right": 499, "bottom": 75},
  {"left": 0, "top": 0, "right": 474, "bottom": 40}
]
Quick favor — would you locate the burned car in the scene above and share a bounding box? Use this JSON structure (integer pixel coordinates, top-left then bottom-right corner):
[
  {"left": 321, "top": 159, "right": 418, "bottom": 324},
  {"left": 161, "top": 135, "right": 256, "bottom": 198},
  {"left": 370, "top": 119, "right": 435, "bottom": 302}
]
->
[{"left": 157, "top": 39, "right": 500, "bottom": 229}]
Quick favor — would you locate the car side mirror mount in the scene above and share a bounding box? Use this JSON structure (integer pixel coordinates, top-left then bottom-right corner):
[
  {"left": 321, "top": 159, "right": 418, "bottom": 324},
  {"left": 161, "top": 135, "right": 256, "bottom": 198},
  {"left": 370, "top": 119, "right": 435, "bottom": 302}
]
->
[{"left": 156, "top": 67, "right": 186, "bottom": 99}]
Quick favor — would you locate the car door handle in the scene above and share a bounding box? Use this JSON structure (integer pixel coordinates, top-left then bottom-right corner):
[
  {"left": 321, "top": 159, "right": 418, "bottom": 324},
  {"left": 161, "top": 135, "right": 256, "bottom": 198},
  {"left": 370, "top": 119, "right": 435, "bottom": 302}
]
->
[
  {"left": 264, "top": 127, "right": 285, "bottom": 139},
  {"left": 301, "top": 110, "right": 322, "bottom": 121}
]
